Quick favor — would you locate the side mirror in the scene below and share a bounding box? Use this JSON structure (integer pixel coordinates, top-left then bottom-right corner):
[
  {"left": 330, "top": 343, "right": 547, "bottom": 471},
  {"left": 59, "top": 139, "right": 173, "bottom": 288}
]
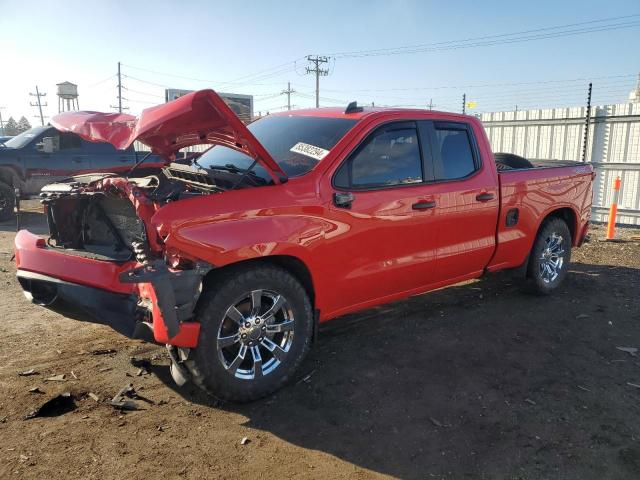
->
[{"left": 36, "top": 136, "right": 58, "bottom": 154}]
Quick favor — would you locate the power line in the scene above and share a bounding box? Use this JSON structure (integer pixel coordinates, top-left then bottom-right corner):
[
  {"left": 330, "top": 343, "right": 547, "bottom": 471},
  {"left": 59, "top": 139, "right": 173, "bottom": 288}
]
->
[
  {"left": 29, "top": 86, "right": 47, "bottom": 126},
  {"left": 306, "top": 56, "right": 329, "bottom": 107},
  {"left": 122, "top": 58, "right": 304, "bottom": 89},
  {"left": 327, "top": 14, "right": 640, "bottom": 58},
  {"left": 318, "top": 73, "right": 638, "bottom": 93}
]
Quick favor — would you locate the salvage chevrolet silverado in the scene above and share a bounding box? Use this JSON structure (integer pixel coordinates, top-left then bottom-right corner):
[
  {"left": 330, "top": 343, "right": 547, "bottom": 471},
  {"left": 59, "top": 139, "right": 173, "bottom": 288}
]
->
[{"left": 14, "top": 90, "right": 594, "bottom": 402}]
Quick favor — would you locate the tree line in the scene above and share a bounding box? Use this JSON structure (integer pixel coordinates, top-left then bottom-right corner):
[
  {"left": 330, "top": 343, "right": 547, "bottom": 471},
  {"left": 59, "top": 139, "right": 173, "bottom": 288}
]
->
[{"left": 1, "top": 116, "right": 33, "bottom": 136}]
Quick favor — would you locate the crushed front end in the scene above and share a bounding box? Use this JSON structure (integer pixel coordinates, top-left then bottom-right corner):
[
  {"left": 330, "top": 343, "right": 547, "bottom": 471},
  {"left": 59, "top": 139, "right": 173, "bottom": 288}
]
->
[{"left": 14, "top": 171, "right": 217, "bottom": 350}]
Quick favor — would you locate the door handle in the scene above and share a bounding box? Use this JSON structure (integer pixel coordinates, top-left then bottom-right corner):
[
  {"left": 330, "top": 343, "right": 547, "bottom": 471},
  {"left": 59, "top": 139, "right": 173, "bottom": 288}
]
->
[
  {"left": 475, "top": 193, "right": 495, "bottom": 202},
  {"left": 412, "top": 201, "right": 436, "bottom": 210},
  {"left": 333, "top": 191, "right": 354, "bottom": 208}
]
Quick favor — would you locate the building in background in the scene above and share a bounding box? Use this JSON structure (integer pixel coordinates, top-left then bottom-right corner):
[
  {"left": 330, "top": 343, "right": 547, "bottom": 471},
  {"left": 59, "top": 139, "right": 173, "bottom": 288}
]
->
[
  {"left": 165, "top": 88, "right": 253, "bottom": 123},
  {"left": 628, "top": 74, "right": 640, "bottom": 104}
]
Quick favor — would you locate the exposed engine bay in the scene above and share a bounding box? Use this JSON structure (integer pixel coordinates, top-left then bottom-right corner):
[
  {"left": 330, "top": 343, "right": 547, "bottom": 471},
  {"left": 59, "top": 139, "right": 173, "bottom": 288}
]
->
[{"left": 40, "top": 162, "right": 264, "bottom": 262}]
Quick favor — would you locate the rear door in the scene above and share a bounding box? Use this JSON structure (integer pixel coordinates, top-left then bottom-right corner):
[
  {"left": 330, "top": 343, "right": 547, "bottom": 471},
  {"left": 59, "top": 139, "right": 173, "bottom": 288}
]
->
[
  {"left": 422, "top": 120, "right": 500, "bottom": 282},
  {"left": 325, "top": 120, "right": 440, "bottom": 311}
]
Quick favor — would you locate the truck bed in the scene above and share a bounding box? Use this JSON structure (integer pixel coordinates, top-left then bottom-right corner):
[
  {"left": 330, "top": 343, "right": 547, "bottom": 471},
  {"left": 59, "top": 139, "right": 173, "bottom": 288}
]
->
[{"left": 487, "top": 161, "right": 594, "bottom": 272}]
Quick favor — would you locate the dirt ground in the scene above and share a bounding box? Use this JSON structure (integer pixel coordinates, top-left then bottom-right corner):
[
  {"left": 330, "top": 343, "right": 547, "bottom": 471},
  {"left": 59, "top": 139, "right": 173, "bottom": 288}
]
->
[{"left": 0, "top": 203, "right": 639, "bottom": 480}]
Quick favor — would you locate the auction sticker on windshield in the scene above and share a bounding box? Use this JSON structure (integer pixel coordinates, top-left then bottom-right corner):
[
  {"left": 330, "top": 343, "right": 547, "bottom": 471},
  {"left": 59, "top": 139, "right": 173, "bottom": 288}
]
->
[{"left": 290, "top": 142, "right": 330, "bottom": 161}]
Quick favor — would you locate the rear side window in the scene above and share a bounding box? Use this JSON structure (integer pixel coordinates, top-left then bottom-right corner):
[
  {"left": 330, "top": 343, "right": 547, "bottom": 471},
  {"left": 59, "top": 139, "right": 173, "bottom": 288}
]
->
[
  {"left": 433, "top": 125, "right": 476, "bottom": 180},
  {"left": 335, "top": 124, "right": 423, "bottom": 189},
  {"left": 59, "top": 133, "right": 82, "bottom": 150}
]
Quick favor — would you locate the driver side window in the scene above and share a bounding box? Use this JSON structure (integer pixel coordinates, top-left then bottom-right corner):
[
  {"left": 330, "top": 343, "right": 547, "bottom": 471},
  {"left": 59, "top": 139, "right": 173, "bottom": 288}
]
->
[{"left": 334, "top": 122, "right": 424, "bottom": 189}]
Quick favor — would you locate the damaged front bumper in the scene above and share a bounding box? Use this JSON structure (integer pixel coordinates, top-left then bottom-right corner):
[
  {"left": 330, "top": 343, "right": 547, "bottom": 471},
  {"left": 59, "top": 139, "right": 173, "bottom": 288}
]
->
[{"left": 14, "top": 230, "right": 208, "bottom": 348}]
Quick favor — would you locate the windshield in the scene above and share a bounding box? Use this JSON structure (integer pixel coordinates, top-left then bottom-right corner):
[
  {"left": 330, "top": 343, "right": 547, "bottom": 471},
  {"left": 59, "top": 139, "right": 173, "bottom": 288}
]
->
[
  {"left": 196, "top": 115, "right": 357, "bottom": 181},
  {"left": 4, "top": 126, "right": 50, "bottom": 149}
]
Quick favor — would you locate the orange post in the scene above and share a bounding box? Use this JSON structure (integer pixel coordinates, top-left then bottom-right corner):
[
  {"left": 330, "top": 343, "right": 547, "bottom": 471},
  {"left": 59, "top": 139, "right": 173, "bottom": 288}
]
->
[{"left": 606, "top": 176, "right": 621, "bottom": 240}]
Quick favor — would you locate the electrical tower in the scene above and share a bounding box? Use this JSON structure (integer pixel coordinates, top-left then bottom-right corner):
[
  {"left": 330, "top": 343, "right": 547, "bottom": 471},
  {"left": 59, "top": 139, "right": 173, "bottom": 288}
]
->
[
  {"left": 29, "top": 86, "right": 48, "bottom": 126},
  {"left": 110, "top": 61, "right": 128, "bottom": 113},
  {"left": 281, "top": 82, "right": 296, "bottom": 110},
  {"left": 305, "top": 56, "right": 329, "bottom": 108}
]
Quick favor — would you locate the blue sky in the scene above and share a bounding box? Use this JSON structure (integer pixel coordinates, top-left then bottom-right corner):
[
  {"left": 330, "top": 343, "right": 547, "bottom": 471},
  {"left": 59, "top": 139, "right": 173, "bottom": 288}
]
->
[{"left": 0, "top": 0, "right": 639, "bottom": 122}]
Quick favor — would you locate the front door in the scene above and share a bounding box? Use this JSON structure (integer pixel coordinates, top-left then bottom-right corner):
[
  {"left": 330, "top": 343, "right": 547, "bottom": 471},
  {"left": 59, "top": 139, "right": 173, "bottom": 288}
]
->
[{"left": 323, "top": 121, "right": 440, "bottom": 313}]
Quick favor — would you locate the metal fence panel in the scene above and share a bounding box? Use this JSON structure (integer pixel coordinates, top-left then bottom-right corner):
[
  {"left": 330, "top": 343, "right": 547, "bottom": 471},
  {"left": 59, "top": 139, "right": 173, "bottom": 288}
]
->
[{"left": 482, "top": 102, "right": 640, "bottom": 226}]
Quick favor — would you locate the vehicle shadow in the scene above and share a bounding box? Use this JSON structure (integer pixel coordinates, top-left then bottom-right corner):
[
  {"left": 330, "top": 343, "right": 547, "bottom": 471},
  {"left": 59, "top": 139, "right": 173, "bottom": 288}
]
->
[{"left": 144, "top": 261, "right": 640, "bottom": 479}]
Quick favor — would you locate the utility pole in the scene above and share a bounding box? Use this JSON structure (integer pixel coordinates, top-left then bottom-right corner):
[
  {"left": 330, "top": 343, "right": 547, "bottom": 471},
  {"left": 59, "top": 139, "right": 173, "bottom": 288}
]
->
[
  {"left": 428, "top": 98, "right": 433, "bottom": 110},
  {"left": 581, "top": 82, "right": 593, "bottom": 163},
  {"left": 0, "top": 106, "right": 5, "bottom": 135},
  {"left": 29, "top": 86, "right": 47, "bottom": 126},
  {"left": 305, "top": 56, "right": 329, "bottom": 108},
  {"left": 110, "top": 61, "right": 128, "bottom": 113},
  {"left": 117, "top": 61, "right": 122, "bottom": 113},
  {"left": 462, "top": 93, "right": 466, "bottom": 114},
  {"left": 281, "top": 82, "right": 296, "bottom": 111}
]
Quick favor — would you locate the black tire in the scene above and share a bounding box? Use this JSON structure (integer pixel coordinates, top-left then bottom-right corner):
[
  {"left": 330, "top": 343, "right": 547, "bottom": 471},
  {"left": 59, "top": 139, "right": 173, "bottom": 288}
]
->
[
  {"left": 184, "top": 264, "right": 314, "bottom": 402},
  {"left": 525, "top": 217, "right": 572, "bottom": 295},
  {"left": 495, "top": 153, "right": 534, "bottom": 170},
  {"left": 0, "top": 182, "right": 15, "bottom": 222}
]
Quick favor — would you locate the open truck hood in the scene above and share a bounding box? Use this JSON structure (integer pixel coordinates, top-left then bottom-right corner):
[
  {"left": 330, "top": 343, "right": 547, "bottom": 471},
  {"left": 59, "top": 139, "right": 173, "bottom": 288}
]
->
[{"left": 51, "top": 89, "right": 287, "bottom": 183}]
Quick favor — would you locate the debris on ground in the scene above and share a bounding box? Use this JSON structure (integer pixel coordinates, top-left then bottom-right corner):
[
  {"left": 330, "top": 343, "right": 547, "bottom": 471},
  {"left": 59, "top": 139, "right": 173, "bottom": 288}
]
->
[
  {"left": 24, "top": 392, "right": 75, "bottom": 419},
  {"left": 524, "top": 398, "right": 537, "bottom": 405},
  {"left": 44, "top": 374, "right": 66, "bottom": 382},
  {"left": 616, "top": 347, "right": 638, "bottom": 357},
  {"left": 577, "top": 385, "right": 592, "bottom": 392},
  {"left": 110, "top": 383, "right": 153, "bottom": 411},
  {"left": 136, "top": 368, "right": 148, "bottom": 377},
  {"left": 296, "top": 369, "right": 316, "bottom": 385},
  {"left": 240, "top": 437, "right": 250, "bottom": 445},
  {"left": 576, "top": 313, "right": 590, "bottom": 320},
  {"left": 429, "top": 417, "right": 452, "bottom": 428},
  {"left": 627, "top": 382, "right": 640, "bottom": 389},
  {"left": 90, "top": 348, "right": 116, "bottom": 355},
  {"left": 70, "top": 371, "right": 78, "bottom": 379},
  {"left": 28, "top": 387, "right": 44, "bottom": 394},
  {"left": 18, "top": 369, "right": 38, "bottom": 376},
  {"left": 88, "top": 392, "right": 100, "bottom": 402}
]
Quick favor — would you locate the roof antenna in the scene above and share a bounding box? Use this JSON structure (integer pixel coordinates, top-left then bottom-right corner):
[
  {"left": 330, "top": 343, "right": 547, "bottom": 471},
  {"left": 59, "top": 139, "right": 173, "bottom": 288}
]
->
[{"left": 345, "top": 101, "right": 363, "bottom": 114}]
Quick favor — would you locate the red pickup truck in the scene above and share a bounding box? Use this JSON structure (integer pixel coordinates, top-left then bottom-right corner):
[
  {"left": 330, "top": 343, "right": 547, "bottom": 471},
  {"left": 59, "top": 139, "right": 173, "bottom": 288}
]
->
[{"left": 14, "top": 90, "right": 594, "bottom": 402}]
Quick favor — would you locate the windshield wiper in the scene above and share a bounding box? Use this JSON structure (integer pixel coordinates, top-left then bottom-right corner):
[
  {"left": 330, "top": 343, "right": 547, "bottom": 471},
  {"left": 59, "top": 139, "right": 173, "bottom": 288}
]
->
[{"left": 206, "top": 163, "right": 267, "bottom": 186}]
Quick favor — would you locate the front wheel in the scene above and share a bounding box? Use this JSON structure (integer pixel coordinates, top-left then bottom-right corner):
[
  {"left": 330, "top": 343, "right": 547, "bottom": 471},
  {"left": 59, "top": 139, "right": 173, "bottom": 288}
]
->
[
  {"left": 525, "top": 217, "right": 572, "bottom": 294},
  {"left": 185, "top": 265, "right": 314, "bottom": 402}
]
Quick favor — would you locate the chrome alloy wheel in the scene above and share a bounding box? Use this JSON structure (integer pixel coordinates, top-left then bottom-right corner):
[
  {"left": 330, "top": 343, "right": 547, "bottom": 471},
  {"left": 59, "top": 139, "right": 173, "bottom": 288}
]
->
[
  {"left": 216, "top": 290, "right": 295, "bottom": 380},
  {"left": 539, "top": 233, "right": 565, "bottom": 283}
]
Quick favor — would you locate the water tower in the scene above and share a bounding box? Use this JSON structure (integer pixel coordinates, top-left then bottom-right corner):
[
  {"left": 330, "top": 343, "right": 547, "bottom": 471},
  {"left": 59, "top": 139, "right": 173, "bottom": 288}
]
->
[{"left": 57, "top": 81, "right": 79, "bottom": 112}]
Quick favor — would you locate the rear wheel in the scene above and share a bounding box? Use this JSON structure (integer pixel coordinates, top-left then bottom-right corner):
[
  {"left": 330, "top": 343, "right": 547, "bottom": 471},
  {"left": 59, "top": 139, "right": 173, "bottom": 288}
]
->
[
  {"left": 185, "top": 265, "right": 314, "bottom": 402},
  {"left": 525, "top": 217, "right": 571, "bottom": 294},
  {"left": 0, "top": 182, "right": 15, "bottom": 221}
]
